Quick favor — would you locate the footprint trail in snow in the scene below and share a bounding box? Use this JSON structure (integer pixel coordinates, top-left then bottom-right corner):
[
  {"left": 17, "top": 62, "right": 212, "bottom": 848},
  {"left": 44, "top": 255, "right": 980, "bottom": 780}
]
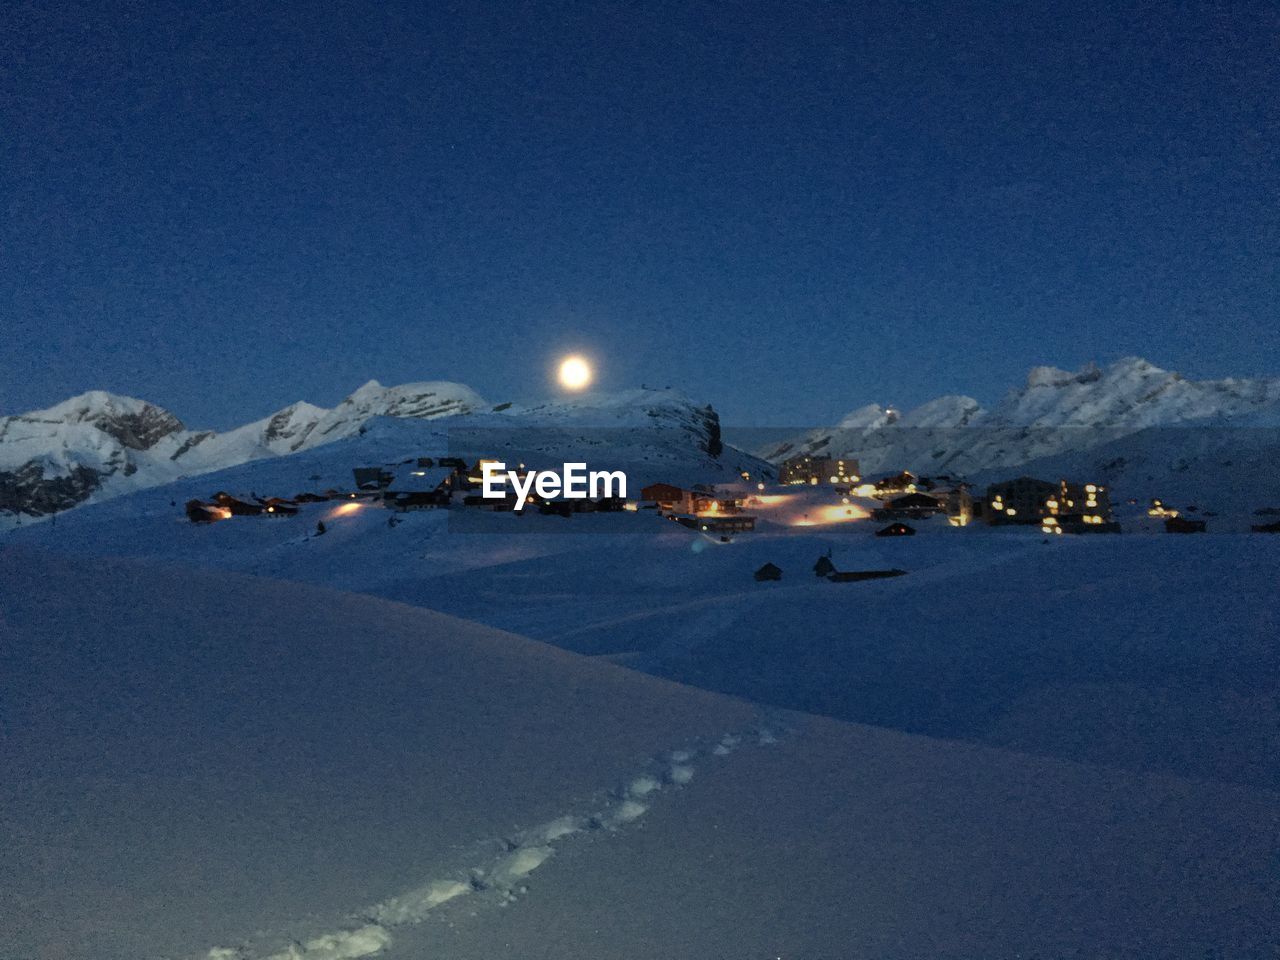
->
[{"left": 202, "top": 723, "right": 784, "bottom": 960}]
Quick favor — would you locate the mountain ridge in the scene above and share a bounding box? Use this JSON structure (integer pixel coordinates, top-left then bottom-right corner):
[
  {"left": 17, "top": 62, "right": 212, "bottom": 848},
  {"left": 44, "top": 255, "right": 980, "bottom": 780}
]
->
[
  {"left": 0, "top": 381, "right": 733, "bottom": 524},
  {"left": 760, "top": 357, "right": 1280, "bottom": 478}
]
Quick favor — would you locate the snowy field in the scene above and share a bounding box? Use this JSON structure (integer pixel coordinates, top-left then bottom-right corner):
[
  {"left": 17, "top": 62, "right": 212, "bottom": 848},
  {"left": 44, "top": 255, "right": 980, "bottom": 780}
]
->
[
  {"left": 15, "top": 474, "right": 1280, "bottom": 788},
  {"left": 4, "top": 425, "right": 1280, "bottom": 958},
  {"left": 3, "top": 548, "right": 1277, "bottom": 959}
]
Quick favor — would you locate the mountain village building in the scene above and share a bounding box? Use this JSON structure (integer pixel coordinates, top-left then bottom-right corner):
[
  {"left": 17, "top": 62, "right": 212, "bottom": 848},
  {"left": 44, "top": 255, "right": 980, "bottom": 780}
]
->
[
  {"left": 779, "top": 454, "right": 860, "bottom": 486},
  {"left": 384, "top": 464, "right": 456, "bottom": 510},
  {"left": 986, "top": 477, "right": 1116, "bottom": 532}
]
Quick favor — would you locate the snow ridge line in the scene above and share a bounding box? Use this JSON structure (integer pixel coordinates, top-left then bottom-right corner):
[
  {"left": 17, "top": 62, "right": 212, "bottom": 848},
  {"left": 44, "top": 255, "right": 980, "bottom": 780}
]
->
[{"left": 201, "top": 723, "right": 784, "bottom": 960}]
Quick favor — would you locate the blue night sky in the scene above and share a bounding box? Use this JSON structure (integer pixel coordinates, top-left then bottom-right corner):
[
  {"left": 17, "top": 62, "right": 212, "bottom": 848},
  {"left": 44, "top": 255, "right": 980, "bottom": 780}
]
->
[{"left": 3, "top": 1, "right": 1277, "bottom": 428}]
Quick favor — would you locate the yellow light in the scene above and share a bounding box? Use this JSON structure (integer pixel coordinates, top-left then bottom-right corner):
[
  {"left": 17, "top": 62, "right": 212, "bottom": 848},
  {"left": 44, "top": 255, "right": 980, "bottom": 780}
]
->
[
  {"left": 1006, "top": 507, "right": 1017, "bottom": 516},
  {"left": 333, "top": 502, "right": 362, "bottom": 517},
  {"left": 557, "top": 355, "right": 592, "bottom": 391},
  {"left": 1085, "top": 484, "right": 1097, "bottom": 493}
]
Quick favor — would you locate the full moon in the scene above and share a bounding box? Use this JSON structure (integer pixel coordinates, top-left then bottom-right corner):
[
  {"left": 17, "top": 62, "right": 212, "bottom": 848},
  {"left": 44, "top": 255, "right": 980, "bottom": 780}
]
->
[{"left": 558, "top": 355, "right": 592, "bottom": 391}]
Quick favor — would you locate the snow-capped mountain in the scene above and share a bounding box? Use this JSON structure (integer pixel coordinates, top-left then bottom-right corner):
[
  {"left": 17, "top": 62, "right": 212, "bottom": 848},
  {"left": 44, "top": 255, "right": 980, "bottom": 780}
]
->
[
  {"left": 762, "top": 357, "right": 1280, "bottom": 481},
  {"left": 0, "top": 381, "right": 486, "bottom": 522},
  {"left": 0, "top": 381, "right": 746, "bottom": 524}
]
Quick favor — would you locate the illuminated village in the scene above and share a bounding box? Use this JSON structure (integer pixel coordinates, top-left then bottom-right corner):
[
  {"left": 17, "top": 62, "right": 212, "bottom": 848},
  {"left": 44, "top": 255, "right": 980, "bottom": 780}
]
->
[{"left": 179, "top": 444, "right": 1272, "bottom": 571}]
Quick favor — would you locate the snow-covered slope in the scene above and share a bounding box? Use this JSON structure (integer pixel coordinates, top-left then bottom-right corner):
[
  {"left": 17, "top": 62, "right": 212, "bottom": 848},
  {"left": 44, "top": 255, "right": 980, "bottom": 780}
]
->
[
  {"left": 4, "top": 548, "right": 1275, "bottom": 960},
  {"left": 761, "top": 357, "right": 1280, "bottom": 486},
  {"left": 0, "top": 382, "right": 754, "bottom": 526}
]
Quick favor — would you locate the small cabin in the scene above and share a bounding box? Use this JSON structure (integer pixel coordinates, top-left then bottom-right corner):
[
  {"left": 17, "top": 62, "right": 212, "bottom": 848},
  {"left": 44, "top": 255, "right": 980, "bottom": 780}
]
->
[
  {"left": 1165, "top": 516, "right": 1207, "bottom": 534},
  {"left": 754, "top": 562, "right": 783, "bottom": 582},
  {"left": 828, "top": 568, "right": 907, "bottom": 582},
  {"left": 876, "top": 522, "right": 916, "bottom": 537},
  {"left": 813, "top": 555, "right": 836, "bottom": 578}
]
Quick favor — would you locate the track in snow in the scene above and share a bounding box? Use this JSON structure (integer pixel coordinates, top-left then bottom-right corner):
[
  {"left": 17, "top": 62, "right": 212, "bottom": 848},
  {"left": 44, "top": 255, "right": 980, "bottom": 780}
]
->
[{"left": 201, "top": 724, "right": 784, "bottom": 960}]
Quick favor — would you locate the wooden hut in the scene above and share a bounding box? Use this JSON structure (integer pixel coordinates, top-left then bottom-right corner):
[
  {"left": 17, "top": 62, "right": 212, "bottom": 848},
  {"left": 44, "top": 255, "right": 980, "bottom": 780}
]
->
[{"left": 754, "top": 562, "right": 783, "bottom": 582}]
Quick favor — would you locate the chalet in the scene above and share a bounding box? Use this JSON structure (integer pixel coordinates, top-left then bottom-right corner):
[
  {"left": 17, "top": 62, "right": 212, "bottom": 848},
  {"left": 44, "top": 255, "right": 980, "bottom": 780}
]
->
[
  {"left": 293, "top": 492, "right": 329, "bottom": 503},
  {"left": 352, "top": 467, "right": 394, "bottom": 491},
  {"left": 385, "top": 465, "right": 456, "bottom": 510},
  {"left": 811, "top": 550, "right": 906, "bottom": 582},
  {"left": 873, "top": 470, "right": 918, "bottom": 497},
  {"left": 754, "top": 562, "right": 783, "bottom": 582},
  {"left": 185, "top": 499, "right": 229, "bottom": 523},
  {"left": 640, "top": 483, "right": 738, "bottom": 516},
  {"left": 674, "top": 514, "right": 756, "bottom": 534},
  {"left": 876, "top": 522, "right": 915, "bottom": 537},
  {"left": 1165, "top": 516, "right": 1207, "bottom": 533},
  {"left": 642, "top": 483, "right": 690, "bottom": 513},
  {"left": 211, "top": 492, "right": 264, "bottom": 516},
  {"left": 779, "top": 454, "right": 860, "bottom": 486},
  {"left": 261, "top": 497, "right": 299, "bottom": 518},
  {"left": 874, "top": 491, "right": 944, "bottom": 521},
  {"left": 462, "top": 492, "right": 523, "bottom": 511},
  {"left": 464, "top": 458, "right": 506, "bottom": 488}
]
